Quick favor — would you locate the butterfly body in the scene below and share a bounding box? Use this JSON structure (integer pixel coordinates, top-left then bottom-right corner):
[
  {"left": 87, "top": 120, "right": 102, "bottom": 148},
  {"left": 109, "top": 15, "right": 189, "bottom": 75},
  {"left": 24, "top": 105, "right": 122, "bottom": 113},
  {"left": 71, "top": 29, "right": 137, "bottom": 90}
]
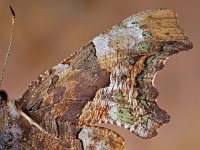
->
[{"left": 0, "top": 9, "right": 192, "bottom": 150}]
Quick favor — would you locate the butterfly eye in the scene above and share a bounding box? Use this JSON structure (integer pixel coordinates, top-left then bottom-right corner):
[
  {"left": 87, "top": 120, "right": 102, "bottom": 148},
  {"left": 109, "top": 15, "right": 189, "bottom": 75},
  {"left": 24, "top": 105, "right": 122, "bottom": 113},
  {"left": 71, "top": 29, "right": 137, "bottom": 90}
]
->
[{"left": 0, "top": 90, "right": 8, "bottom": 104}]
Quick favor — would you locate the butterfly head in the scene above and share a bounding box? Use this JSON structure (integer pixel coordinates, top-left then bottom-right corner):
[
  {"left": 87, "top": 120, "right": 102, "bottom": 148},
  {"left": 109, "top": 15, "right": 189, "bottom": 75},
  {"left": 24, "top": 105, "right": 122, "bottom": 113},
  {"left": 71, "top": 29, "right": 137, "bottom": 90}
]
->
[
  {"left": 0, "top": 90, "right": 8, "bottom": 103},
  {"left": 0, "top": 90, "right": 21, "bottom": 149}
]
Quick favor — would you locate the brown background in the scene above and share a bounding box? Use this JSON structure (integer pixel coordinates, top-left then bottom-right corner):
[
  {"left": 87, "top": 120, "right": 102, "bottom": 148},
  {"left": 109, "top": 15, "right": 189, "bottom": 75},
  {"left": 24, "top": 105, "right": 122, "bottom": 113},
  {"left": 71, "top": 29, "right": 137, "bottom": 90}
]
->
[{"left": 0, "top": 0, "right": 199, "bottom": 150}]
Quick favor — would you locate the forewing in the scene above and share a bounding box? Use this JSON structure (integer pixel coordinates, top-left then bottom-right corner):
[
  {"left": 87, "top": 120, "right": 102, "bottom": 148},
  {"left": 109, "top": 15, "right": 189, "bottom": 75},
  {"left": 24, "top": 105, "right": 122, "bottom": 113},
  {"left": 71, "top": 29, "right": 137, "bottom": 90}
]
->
[{"left": 16, "top": 9, "right": 192, "bottom": 142}]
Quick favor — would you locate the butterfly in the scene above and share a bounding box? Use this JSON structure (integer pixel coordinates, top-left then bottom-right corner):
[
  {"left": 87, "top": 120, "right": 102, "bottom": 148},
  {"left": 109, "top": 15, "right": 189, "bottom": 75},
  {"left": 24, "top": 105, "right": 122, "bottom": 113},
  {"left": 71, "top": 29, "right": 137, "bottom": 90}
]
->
[{"left": 0, "top": 8, "right": 192, "bottom": 150}]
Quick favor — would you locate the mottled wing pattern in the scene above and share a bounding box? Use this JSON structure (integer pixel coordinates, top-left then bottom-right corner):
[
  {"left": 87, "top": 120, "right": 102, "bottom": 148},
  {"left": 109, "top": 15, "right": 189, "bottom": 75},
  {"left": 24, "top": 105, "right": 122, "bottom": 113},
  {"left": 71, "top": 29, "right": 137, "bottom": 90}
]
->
[
  {"left": 78, "top": 9, "right": 192, "bottom": 138},
  {"left": 12, "top": 9, "right": 192, "bottom": 149},
  {"left": 17, "top": 43, "right": 124, "bottom": 149},
  {"left": 1, "top": 100, "right": 123, "bottom": 149}
]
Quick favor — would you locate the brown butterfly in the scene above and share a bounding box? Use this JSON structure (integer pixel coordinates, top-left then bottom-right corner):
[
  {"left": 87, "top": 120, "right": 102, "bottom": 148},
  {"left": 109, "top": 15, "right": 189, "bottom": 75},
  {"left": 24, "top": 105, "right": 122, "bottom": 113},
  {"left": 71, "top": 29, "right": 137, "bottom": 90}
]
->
[{"left": 0, "top": 8, "right": 192, "bottom": 150}]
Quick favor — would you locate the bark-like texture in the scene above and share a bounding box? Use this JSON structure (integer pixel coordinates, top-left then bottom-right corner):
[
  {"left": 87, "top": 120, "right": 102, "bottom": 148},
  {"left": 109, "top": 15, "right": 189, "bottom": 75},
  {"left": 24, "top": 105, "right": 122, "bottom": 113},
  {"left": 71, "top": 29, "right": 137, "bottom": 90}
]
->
[{"left": 0, "top": 9, "right": 192, "bottom": 149}]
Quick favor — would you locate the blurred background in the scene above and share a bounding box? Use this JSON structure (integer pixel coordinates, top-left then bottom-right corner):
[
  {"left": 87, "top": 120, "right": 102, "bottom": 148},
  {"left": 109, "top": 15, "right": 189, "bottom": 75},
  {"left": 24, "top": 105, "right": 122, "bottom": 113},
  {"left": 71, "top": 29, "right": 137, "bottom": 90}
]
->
[{"left": 0, "top": 0, "right": 199, "bottom": 149}]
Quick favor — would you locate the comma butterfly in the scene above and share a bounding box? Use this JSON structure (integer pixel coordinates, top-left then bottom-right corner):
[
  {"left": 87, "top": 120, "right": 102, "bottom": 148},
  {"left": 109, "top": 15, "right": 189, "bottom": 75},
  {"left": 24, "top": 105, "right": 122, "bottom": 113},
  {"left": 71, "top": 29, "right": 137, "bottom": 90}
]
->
[{"left": 0, "top": 7, "right": 192, "bottom": 150}]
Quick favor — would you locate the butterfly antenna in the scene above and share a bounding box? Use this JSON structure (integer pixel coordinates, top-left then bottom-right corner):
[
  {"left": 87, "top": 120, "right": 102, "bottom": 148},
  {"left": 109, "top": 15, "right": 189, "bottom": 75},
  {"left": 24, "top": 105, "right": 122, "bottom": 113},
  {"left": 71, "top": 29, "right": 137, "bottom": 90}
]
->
[{"left": 0, "top": 5, "right": 16, "bottom": 89}]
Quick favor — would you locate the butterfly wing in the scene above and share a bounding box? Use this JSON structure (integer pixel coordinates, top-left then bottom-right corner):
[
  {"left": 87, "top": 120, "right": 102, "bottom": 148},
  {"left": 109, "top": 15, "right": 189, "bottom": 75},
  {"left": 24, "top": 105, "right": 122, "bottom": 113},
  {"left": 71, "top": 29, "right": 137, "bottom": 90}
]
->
[
  {"left": 17, "top": 43, "right": 111, "bottom": 125},
  {"left": 16, "top": 8, "right": 192, "bottom": 147},
  {"left": 78, "top": 9, "right": 192, "bottom": 138},
  {"left": 19, "top": 112, "right": 124, "bottom": 149},
  {"left": 16, "top": 43, "right": 125, "bottom": 149}
]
